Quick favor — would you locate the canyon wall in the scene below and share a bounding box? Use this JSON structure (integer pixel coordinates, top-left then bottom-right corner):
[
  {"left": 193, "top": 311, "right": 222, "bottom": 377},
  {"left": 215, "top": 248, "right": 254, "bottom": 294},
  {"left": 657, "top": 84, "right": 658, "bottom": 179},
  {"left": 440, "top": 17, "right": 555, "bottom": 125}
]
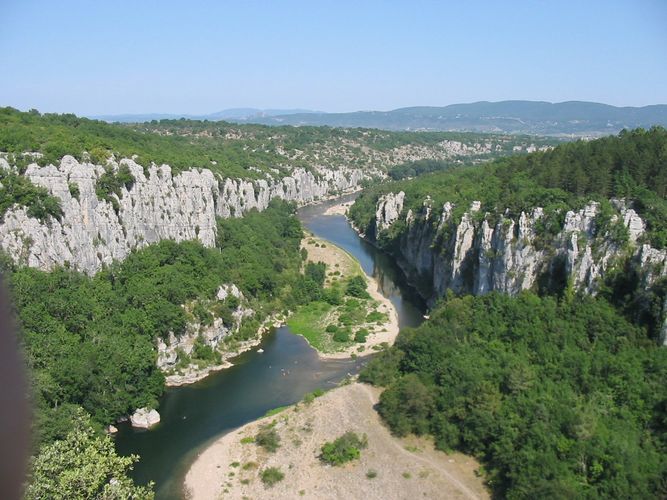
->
[
  {"left": 373, "top": 191, "right": 667, "bottom": 341},
  {"left": 0, "top": 156, "right": 368, "bottom": 274}
]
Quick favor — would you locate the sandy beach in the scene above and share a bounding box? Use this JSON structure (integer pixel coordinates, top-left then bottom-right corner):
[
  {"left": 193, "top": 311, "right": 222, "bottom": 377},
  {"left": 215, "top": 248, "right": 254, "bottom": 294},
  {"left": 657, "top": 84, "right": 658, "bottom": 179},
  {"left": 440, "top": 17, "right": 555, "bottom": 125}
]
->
[
  {"left": 184, "top": 383, "right": 489, "bottom": 500},
  {"left": 322, "top": 200, "right": 354, "bottom": 216}
]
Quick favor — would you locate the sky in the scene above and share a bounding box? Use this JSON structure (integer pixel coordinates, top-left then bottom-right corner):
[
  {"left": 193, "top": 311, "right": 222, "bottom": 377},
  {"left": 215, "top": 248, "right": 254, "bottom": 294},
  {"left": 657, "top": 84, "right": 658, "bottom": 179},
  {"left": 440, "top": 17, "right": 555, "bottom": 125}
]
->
[{"left": 1, "top": 0, "right": 666, "bottom": 116}]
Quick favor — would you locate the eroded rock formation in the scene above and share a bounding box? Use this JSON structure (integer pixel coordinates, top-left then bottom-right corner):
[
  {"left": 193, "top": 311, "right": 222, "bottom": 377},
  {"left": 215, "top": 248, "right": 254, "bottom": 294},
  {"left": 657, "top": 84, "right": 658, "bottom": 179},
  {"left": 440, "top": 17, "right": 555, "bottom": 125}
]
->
[
  {"left": 0, "top": 156, "right": 369, "bottom": 274},
  {"left": 372, "top": 192, "right": 667, "bottom": 338}
]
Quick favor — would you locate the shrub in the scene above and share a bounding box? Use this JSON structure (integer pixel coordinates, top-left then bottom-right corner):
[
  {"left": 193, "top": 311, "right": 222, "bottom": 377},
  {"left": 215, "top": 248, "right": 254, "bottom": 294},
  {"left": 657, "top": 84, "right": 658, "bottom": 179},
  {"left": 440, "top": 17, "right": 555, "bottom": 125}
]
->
[
  {"left": 345, "top": 275, "right": 370, "bottom": 298},
  {"left": 333, "top": 329, "right": 350, "bottom": 343},
  {"left": 0, "top": 171, "right": 63, "bottom": 222},
  {"left": 191, "top": 336, "right": 221, "bottom": 364},
  {"left": 255, "top": 425, "right": 281, "bottom": 452},
  {"left": 68, "top": 182, "right": 80, "bottom": 200},
  {"left": 302, "top": 388, "right": 324, "bottom": 404},
  {"left": 325, "top": 324, "right": 339, "bottom": 333},
  {"left": 366, "top": 469, "right": 378, "bottom": 479},
  {"left": 355, "top": 328, "right": 369, "bottom": 343},
  {"left": 95, "top": 164, "right": 135, "bottom": 211},
  {"left": 366, "top": 311, "right": 386, "bottom": 323},
  {"left": 322, "top": 287, "right": 343, "bottom": 305},
  {"left": 260, "top": 467, "right": 284, "bottom": 487},
  {"left": 320, "top": 431, "right": 368, "bottom": 466}
]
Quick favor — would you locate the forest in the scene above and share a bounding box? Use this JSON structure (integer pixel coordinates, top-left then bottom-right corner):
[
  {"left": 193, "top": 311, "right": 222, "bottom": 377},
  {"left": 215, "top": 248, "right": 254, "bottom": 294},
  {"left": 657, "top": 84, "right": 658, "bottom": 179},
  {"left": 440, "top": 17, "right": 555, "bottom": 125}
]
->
[{"left": 361, "top": 292, "right": 667, "bottom": 499}]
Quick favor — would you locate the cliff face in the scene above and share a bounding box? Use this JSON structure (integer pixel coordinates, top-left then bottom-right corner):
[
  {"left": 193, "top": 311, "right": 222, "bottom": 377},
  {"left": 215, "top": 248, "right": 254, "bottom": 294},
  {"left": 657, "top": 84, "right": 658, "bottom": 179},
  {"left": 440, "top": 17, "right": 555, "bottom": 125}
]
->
[
  {"left": 0, "top": 156, "right": 368, "bottom": 274},
  {"left": 373, "top": 191, "right": 667, "bottom": 340}
]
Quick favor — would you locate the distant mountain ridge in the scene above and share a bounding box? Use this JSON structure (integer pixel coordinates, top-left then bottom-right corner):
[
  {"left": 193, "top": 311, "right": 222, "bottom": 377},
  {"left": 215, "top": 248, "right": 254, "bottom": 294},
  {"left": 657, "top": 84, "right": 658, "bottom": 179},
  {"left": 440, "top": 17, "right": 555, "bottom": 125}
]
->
[
  {"left": 241, "top": 101, "right": 667, "bottom": 136},
  {"left": 92, "top": 101, "right": 667, "bottom": 136},
  {"left": 92, "top": 108, "right": 319, "bottom": 123}
]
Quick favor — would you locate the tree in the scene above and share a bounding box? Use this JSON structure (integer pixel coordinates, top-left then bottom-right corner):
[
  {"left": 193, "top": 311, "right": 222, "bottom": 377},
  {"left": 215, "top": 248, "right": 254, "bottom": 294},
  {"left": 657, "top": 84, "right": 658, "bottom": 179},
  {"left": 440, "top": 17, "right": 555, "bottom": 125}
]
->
[
  {"left": 345, "top": 275, "right": 370, "bottom": 298},
  {"left": 25, "top": 411, "right": 153, "bottom": 500}
]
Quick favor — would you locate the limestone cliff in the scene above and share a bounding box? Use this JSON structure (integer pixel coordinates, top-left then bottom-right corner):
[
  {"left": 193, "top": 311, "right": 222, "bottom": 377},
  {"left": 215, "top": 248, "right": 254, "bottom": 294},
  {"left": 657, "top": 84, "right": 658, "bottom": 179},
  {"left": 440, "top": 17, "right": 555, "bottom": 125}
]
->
[
  {"left": 0, "top": 155, "right": 369, "bottom": 274},
  {"left": 371, "top": 191, "right": 667, "bottom": 340}
]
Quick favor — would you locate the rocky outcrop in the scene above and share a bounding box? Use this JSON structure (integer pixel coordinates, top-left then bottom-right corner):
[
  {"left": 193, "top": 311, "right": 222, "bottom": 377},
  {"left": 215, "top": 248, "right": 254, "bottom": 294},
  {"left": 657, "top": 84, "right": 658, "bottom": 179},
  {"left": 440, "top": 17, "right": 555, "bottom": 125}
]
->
[
  {"left": 373, "top": 192, "right": 667, "bottom": 303},
  {"left": 163, "top": 311, "right": 286, "bottom": 386},
  {"left": 0, "top": 156, "right": 371, "bottom": 274},
  {"left": 130, "top": 407, "right": 160, "bottom": 429},
  {"left": 157, "top": 284, "right": 252, "bottom": 371},
  {"left": 375, "top": 191, "right": 405, "bottom": 231}
]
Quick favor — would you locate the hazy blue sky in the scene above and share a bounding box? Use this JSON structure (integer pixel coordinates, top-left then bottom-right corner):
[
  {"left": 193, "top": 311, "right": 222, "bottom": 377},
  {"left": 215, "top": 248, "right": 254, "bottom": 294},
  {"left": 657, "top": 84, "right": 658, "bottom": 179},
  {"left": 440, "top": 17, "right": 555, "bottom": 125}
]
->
[{"left": 1, "top": 0, "right": 666, "bottom": 115}]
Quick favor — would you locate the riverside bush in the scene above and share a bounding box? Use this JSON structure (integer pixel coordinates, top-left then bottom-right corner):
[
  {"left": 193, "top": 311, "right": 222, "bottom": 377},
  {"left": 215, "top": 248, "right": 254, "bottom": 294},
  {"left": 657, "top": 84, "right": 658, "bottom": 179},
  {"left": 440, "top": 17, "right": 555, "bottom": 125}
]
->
[
  {"left": 260, "top": 467, "right": 284, "bottom": 487},
  {"left": 320, "top": 431, "right": 368, "bottom": 466},
  {"left": 255, "top": 425, "right": 281, "bottom": 452}
]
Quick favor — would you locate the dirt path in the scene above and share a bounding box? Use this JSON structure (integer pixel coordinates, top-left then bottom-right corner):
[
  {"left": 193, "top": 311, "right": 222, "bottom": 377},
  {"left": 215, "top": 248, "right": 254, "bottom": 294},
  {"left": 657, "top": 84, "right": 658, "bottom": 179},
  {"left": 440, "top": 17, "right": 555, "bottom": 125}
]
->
[{"left": 184, "top": 383, "right": 489, "bottom": 500}]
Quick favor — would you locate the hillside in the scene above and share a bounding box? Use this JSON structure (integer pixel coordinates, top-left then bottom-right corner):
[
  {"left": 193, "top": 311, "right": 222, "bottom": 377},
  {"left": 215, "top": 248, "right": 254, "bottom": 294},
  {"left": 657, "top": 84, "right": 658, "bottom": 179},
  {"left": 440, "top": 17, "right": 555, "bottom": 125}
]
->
[
  {"left": 351, "top": 127, "right": 667, "bottom": 498},
  {"left": 349, "top": 127, "right": 667, "bottom": 340},
  {"left": 231, "top": 100, "right": 667, "bottom": 137},
  {"left": 361, "top": 292, "right": 667, "bottom": 499},
  {"left": 0, "top": 107, "right": 553, "bottom": 176}
]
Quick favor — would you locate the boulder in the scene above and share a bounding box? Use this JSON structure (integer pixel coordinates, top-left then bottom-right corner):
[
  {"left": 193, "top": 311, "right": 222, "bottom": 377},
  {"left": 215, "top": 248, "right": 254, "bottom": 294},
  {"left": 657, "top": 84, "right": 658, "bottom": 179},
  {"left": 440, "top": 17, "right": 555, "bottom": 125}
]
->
[{"left": 130, "top": 407, "right": 160, "bottom": 429}]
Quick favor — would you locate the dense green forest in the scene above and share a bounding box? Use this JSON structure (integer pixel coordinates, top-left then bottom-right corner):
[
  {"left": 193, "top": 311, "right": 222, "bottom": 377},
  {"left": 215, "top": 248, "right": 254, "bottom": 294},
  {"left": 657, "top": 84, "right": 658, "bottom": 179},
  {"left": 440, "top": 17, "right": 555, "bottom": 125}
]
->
[
  {"left": 361, "top": 292, "right": 667, "bottom": 498},
  {"left": 5, "top": 201, "right": 306, "bottom": 448},
  {"left": 350, "top": 127, "right": 667, "bottom": 249}
]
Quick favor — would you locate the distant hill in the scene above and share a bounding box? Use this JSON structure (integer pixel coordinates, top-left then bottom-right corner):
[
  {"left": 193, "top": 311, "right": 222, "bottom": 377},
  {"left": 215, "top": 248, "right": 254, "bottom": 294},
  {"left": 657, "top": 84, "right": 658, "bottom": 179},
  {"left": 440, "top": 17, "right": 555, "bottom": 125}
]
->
[
  {"left": 91, "top": 101, "right": 667, "bottom": 136},
  {"left": 238, "top": 101, "right": 667, "bottom": 136},
  {"left": 92, "top": 108, "right": 319, "bottom": 123}
]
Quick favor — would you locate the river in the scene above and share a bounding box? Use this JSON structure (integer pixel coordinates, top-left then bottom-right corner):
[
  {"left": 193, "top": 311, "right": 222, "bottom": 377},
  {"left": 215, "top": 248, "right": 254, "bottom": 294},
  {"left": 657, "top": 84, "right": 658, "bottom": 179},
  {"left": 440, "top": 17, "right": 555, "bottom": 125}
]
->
[{"left": 114, "top": 195, "right": 426, "bottom": 499}]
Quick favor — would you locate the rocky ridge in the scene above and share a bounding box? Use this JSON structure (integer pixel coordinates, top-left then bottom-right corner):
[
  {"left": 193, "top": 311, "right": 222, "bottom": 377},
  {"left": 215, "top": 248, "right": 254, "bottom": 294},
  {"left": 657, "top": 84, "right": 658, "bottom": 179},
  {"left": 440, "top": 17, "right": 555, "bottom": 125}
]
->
[
  {"left": 373, "top": 191, "right": 667, "bottom": 342},
  {"left": 0, "top": 155, "right": 368, "bottom": 274}
]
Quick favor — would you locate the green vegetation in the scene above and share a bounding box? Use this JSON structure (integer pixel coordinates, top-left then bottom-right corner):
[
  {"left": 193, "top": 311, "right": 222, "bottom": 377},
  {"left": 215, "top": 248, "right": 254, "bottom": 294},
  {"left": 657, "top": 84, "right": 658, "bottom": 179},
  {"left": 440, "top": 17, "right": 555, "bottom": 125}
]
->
[
  {"left": 264, "top": 406, "right": 289, "bottom": 417},
  {"left": 319, "top": 431, "right": 368, "bottom": 466},
  {"left": 388, "top": 158, "right": 457, "bottom": 180},
  {"left": 255, "top": 425, "right": 281, "bottom": 452},
  {"left": 288, "top": 286, "right": 381, "bottom": 352},
  {"left": 350, "top": 127, "right": 667, "bottom": 249},
  {"left": 0, "top": 169, "right": 63, "bottom": 221},
  {"left": 361, "top": 292, "right": 667, "bottom": 499},
  {"left": 287, "top": 301, "right": 333, "bottom": 350},
  {"left": 95, "top": 164, "right": 135, "bottom": 212},
  {"left": 366, "top": 469, "right": 378, "bottom": 479},
  {"left": 25, "top": 411, "right": 153, "bottom": 499},
  {"left": 302, "top": 388, "right": 324, "bottom": 404},
  {"left": 288, "top": 238, "right": 387, "bottom": 353},
  {"left": 345, "top": 275, "right": 371, "bottom": 299},
  {"left": 0, "top": 107, "right": 537, "bottom": 180},
  {"left": 260, "top": 467, "right": 285, "bottom": 487},
  {"left": 7, "top": 201, "right": 305, "bottom": 450}
]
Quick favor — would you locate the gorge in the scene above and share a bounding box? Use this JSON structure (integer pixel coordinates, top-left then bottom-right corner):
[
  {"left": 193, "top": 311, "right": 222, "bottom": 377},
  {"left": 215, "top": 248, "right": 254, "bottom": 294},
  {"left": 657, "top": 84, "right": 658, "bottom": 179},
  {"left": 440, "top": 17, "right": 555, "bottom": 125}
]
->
[{"left": 3, "top": 108, "right": 666, "bottom": 499}]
